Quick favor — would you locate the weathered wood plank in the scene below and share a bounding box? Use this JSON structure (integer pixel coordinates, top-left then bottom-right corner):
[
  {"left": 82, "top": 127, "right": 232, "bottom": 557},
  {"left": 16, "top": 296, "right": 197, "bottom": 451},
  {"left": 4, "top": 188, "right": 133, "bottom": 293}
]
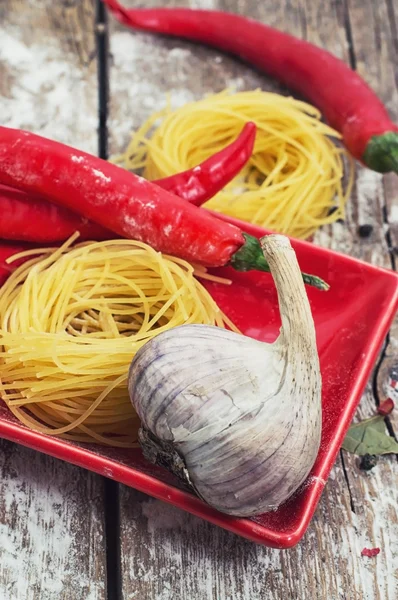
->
[
  {"left": 118, "top": 457, "right": 365, "bottom": 600},
  {"left": 342, "top": 0, "right": 398, "bottom": 424},
  {"left": 343, "top": 0, "right": 398, "bottom": 429},
  {"left": 0, "top": 0, "right": 98, "bottom": 152},
  {"left": 335, "top": 7, "right": 398, "bottom": 598},
  {"left": 287, "top": 3, "right": 398, "bottom": 598},
  {"left": 0, "top": 440, "right": 106, "bottom": 600},
  {"left": 343, "top": 0, "right": 398, "bottom": 417},
  {"left": 118, "top": 453, "right": 396, "bottom": 600},
  {"left": 107, "top": 1, "right": 397, "bottom": 599},
  {"left": 0, "top": 2, "right": 107, "bottom": 599}
]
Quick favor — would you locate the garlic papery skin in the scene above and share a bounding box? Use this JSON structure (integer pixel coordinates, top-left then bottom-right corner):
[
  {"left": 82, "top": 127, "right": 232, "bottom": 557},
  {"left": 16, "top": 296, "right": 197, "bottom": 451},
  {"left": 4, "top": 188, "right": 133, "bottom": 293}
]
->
[{"left": 128, "top": 234, "right": 322, "bottom": 517}]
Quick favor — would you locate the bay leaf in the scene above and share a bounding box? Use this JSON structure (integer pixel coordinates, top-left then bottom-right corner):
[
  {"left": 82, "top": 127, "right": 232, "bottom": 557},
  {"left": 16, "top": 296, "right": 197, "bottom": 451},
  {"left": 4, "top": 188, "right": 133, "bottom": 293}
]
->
[{"left": 342, "top": 415, "right": 398, "bottom": 456}]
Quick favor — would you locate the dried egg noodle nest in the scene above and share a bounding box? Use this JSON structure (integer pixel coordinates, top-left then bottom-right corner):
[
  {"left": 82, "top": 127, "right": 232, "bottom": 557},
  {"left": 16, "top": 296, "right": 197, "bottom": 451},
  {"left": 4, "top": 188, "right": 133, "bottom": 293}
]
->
[
  {"left": 116, "top": 89, "right": 354, "bottom": 239},
  {"left": 0, "top": 237, "right": 235, "bottom": 447}
]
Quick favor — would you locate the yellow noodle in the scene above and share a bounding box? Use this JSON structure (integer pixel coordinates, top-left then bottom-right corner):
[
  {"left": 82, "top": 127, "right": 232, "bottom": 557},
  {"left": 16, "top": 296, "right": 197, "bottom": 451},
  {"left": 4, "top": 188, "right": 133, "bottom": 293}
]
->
[
  {"left": 0, "top": 238, "right": 237, "bottom": 447},
  {"left": 115, "top": 90, "right": 354, "bottom": 239}
]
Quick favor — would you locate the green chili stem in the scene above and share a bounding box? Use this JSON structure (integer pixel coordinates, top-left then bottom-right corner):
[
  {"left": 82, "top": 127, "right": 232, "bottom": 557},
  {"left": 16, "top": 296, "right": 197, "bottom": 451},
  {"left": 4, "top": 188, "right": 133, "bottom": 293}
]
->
[
  {"left": 363, "top": 132, "right": 398, "bottom": 174},
  {"left": 230, "top": 233, "right": 329, "bottom": 291}
]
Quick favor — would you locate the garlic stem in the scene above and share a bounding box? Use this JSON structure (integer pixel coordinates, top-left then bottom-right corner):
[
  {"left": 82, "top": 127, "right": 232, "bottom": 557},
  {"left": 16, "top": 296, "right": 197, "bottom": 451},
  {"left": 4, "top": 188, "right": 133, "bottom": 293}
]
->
[
  {"left": 231, "top": 233, "right": 329, "bottom": 291},
  {"left": 260, "top": 234, "right": 317, "bottom": 351}
]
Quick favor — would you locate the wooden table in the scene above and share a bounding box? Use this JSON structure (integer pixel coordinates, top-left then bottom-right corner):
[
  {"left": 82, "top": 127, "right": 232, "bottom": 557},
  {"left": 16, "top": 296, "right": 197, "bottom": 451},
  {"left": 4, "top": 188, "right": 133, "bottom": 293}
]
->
[{"left": 0, "top": 1, "right": 397, "bottom": 599}]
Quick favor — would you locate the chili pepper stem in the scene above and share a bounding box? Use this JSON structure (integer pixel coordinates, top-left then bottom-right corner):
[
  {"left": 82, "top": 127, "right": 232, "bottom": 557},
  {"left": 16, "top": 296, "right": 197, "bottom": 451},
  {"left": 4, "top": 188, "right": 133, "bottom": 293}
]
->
[
  {"left": 363, "top": 132, "right": 398, "bottom": 174},
  {"left": 230, "top": 233, "right": 329, "bottom": 291}
]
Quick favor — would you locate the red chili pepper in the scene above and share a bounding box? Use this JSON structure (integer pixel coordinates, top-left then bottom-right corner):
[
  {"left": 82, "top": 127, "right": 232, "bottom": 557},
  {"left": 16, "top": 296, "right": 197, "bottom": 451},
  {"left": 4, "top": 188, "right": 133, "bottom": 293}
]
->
[
  {"left": 103, "top": 1, "right": 398, "bottom": 174},
  {"left": 0, "top": 123, "right": 255, "bottom": 243},
  {"left": 0, "top": 242, "right": 31, "bottom": 286},
  {"left": 0, "top": 126, "right": 243, "bottom": 266},
  {"left": 0, "top": 184, "right": 110, "bottom": 243},
  {"left": 0, "top": 126, "right": 327, "bottom": 290},
  {"left": 155, "top": 122, "right": 256, "bottom": 204}
]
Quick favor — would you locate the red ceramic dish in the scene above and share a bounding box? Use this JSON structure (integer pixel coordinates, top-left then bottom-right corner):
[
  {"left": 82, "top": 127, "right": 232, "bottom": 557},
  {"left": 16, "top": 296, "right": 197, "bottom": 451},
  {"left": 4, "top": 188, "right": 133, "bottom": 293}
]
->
[{"left": 0, "top": 217, "right": 397, "bottom": 548}]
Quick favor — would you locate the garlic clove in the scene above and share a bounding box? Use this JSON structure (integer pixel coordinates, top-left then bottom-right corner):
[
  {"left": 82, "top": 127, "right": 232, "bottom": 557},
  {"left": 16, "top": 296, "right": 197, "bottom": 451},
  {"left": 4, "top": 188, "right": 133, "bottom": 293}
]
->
[{"left": 128, "top": 234, "right": 322, "bottom": 517}]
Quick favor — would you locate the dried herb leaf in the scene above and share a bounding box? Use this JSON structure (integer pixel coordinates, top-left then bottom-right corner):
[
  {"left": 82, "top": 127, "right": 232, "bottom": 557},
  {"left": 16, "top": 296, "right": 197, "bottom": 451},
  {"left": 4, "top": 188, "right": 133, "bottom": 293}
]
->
[{"left": 342, "top": 416, "right": 398, "bottom": 456}]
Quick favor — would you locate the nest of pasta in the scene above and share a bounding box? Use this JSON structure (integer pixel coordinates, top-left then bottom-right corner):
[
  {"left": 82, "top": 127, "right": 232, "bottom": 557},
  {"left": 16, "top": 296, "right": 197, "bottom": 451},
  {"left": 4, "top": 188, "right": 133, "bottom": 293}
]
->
[
  {"left": 116, "top": 89, "right": 354, "bottom": 239},
  {"left": 0, "top": 237, "right": 235, "bottom": 447}
]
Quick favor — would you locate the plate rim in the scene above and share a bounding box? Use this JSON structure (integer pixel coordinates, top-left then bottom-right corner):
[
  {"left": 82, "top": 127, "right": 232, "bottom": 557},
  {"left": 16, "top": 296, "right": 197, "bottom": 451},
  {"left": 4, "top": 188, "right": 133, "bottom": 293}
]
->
[{"left": 0, "top": 217, "right": 397, "bottom": 548}]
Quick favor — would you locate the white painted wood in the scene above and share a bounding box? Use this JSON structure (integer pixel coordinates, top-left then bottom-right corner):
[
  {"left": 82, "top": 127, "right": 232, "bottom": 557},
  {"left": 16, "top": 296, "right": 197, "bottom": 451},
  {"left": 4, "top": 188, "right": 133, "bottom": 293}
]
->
[
  {"left": 0, "top": 2, "right": 107, "bottom": 599},
  {"left": 0, "top": 441, "right": 106, "bottom": 600}
]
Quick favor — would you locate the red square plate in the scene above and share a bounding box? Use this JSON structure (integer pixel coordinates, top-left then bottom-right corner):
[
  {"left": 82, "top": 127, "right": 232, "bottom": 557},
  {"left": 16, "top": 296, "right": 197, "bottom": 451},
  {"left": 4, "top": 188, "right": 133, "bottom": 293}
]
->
[{"left": 0, "top": 217, "right": 397, "bottom": 548}]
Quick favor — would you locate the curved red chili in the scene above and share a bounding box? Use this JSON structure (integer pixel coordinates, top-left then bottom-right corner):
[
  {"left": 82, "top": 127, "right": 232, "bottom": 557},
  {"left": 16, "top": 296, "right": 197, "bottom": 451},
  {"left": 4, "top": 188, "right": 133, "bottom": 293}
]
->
[
  {"left": 103, "top": 1, "right": 398, "bottom": 174},
  {"left": 155, "top": 122, "right": 256, "bottom": 205},
  {"left": 0, "top": 123, "right": 255, "bottom": 243},
  {"left": 0, "top": 126, "right": 327, "bottom": 290}
]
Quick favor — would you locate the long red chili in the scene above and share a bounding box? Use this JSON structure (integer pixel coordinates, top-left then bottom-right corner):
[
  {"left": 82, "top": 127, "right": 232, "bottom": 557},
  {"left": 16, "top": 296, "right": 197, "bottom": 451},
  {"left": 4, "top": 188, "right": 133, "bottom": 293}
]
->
[
  {"left": 103, "top": 1, "right": 398, "bottom": 174},
  {"left": 0, "top": 184, "right": 110, "bottom": 243},
  {"left": 0, "top": 126, "right": 243, "bottom": 267},
  {"left": 0, "top": 123, "right": 255, "bottom": 243},
  {"left": 0, "top": 126, "right": 327, "bottom": 290},
  {"left": 0, "top": 242, "right": 30, "bottom": 286}
]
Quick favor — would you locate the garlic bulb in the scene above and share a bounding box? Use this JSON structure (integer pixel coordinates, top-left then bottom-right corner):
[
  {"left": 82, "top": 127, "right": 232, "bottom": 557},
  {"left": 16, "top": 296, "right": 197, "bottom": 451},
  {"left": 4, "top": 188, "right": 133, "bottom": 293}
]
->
[{"left": 128, "top": 235, "right": 322, "bottom": 517}]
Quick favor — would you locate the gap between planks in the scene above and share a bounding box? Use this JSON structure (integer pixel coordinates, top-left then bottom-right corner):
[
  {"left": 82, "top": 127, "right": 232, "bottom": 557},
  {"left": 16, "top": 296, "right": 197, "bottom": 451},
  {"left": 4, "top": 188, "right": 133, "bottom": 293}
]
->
[{"left": 95, "top": 2, "right": 123, "bottom": 600}]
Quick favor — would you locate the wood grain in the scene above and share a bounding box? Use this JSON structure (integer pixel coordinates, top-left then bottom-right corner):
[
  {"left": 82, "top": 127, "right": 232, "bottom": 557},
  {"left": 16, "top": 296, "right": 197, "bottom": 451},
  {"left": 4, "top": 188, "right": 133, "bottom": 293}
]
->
[
  {"left": 0, "top": 0, "right": 98, "bottom": 152},
  {"left": 335, "top": 6, "right": 398, "bottom": 597},
  {"left": 343, "top": 0, "right": 398, "bottom": 428},
  {"left": 118, "top": 459, "right": 359, "bottom": 600},
  {"left": 0, "top": 2, "right": 107, "bottom": 599},
  {"left": 343, "top": 0, "right": 398, "bottom": 427},
  {"left": 0, "top": 440, "right": 106, "bottom": 600},
  {"left": 106, "top": 1, "right": 397, "bottom": 599}
]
